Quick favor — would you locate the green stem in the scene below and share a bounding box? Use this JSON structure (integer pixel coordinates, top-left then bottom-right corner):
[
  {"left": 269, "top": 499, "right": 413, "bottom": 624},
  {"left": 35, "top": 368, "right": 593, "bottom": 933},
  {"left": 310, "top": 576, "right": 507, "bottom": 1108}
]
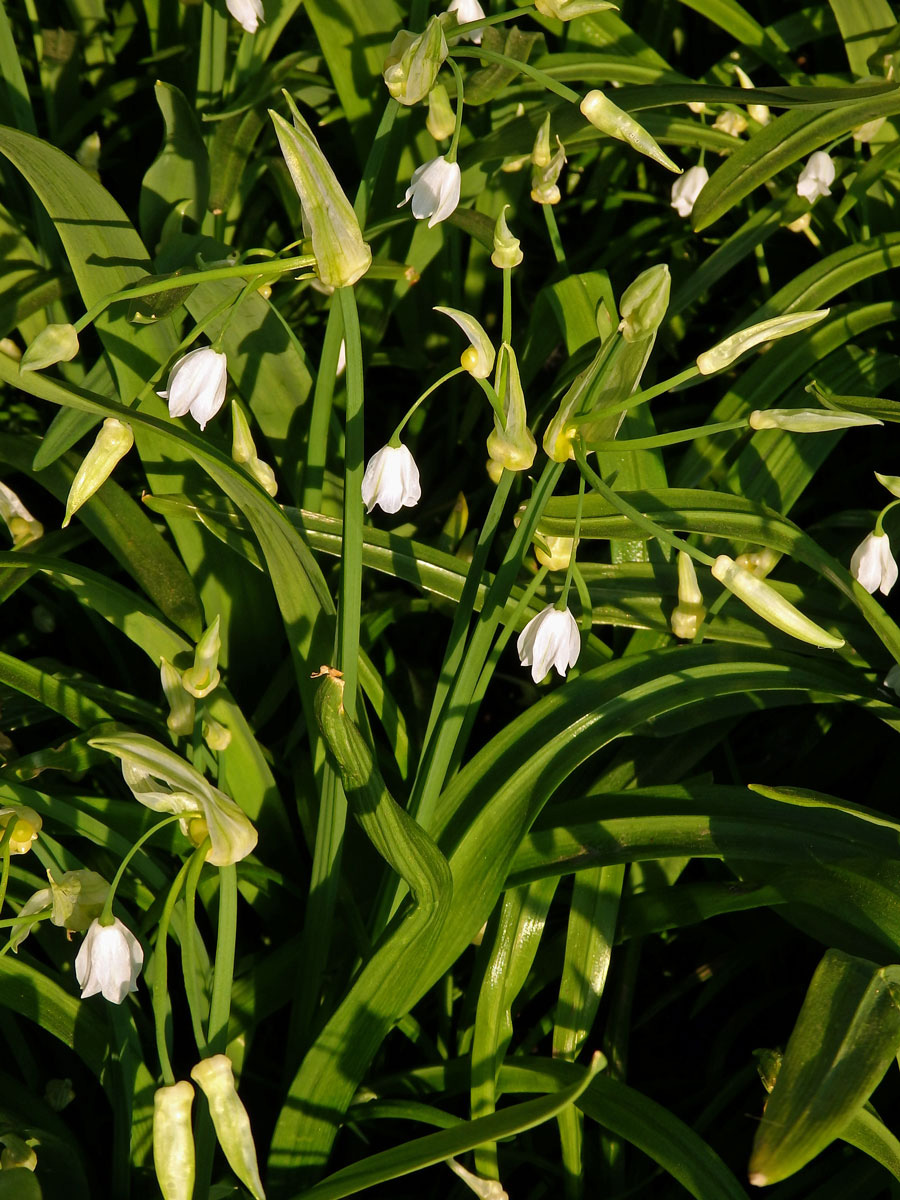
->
[
  {"left": 153, "top": 858, "right": 192, "bottom": 1087},
  {"left": 475, "top": 375, "right": 506, "bottom": 426},
  {"left": 502, "top": 268, "right": 512, "bottom": 346},
  {"left": 597, "top": 364, "right": 701, "bottom": 423},
  {"left": 875, "top": 498, "right": 900, "bottom": 534},
  {"left": 446, "top": 57, "right": 465, "bottom": 164},
  {"left": 99, "top": 813, "right": 190, "bottom": 926},
  {"left": 354, "top": 99, "right": 399, "bottom": 227},
  {"left": 559, "top": 472, "right": 585, "bottom": 610},
  {"left": 390, "top": 367, "right": 466, "bottom": 444},
  {"left": 543, "top": 204, "right": 567, "bottom": 265},
  {"left": 73, "top": 256, "right": 316, "bottom": 334},
  {"left": 588, "top": 418, "right": 749, "bottom": 451},
  {"left": 335, "top": 286, "right": 364, "bottom": 719},
  {"left": 207, "top": 865, "right": 237, "bottom": 1055},
  {"left": 183, "top": 839, "right": 212, "bottom": 1055},
  {"left": 453, "top": 5, "right": 535, "bottom": 39},
  {"left": 450, "top": 46, "right": 580, "bottom": 104},
  {"left": 574, "top": 448, "right": 715, "bottom": 567}
]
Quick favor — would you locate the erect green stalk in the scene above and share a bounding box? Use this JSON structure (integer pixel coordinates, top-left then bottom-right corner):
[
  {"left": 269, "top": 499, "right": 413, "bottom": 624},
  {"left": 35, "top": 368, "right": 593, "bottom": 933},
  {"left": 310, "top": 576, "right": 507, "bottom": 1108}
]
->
[
  {"left": 446, "top": 57, "right": 465, "bottom": 164},
  {"left": 153, "top": 858, "right": 193, "bottom": 1087},
  {"left": 543, "top": 205, "right": 567, "bottom": 265},
  {"left": 99, "top": 813, "right": 190, "bottom": 926},
  {"left": 502, "top": 267, "right": 513, "bottom": 346},
  {"left": 207, "top": 865, "right": 237, "bottom": 1056},
  {"left": 559, "top": 472, "right": 585, "bottom": 611},
  {"left": 335, "top": 285, "right": 364, "bottom": 719},
  {"left": 451, "top": 46, "right": 580, "bottom": 104},
  {"left": 302, "top": 301, "right": 344, "bottom": 514},
  {"left": 183, "top": 840, "right": 213, "bottom": 1056}
]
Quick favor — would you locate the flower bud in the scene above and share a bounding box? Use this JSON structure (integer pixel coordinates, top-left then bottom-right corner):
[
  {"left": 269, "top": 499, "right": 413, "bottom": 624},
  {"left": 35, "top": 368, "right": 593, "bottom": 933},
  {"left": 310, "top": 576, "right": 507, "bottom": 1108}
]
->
[
  {"left": 748, "top": 408, "right": 881, "bottom": 432},
  {"left": 619, "top": 264, "right": 670, "bottom": 343},
  {"left": 153, "top": 1082, "right": 195, "bottom": 1200},
  {"left": 0, "top": 805, "right": 41, "bottom": 854},
  {"left": 448, "top": 1157, "right": 509, "bottom": 1199},
  {"left": 486, "top": 458, "right": 504, "bottom": 484},
  {"left": 434, "top": 307, "right": 496, "bottom": 378},
  {"left": 580, "top": 90, "right": 681, "bottom": 174},
  {"left": 796, "top": 151, "right": 835, "bottom": 202},
  {"left": 20, "top": 323, "right": 79, "bottom": 373},
  {"left": 536, "top": 0, "right": 617, "bottom": 15},
  {"left": 733, "top": 66, "right": 770, "bottom": 125},
  {"left": 696, "top": 310, "right": 829, "bottom": 375},
  {"left": 734, "top": 547, "right": 780, "bottom": 578},
  {"left": 853, "top": 117, "right": 885, "bottom": 143},
  {"left": 181, "top": 615, "right": 222, "bottom": 699},
  {"left": 713, "top": 110, "right": 748, "bottom": 137},
  {"left": 270, "top": 94, "right": 372, "bottom": 289},
  {"left": 160, "top": 657, "right": 195, "bottom": 736},
  {"left": 202, "top": 714, "right": 232, "bottom": 751},
  {"left": 63, "top": 417, "right": 134, "bottom": 528},
  {"left": 532, "top": 113, "right": 552, "bottom": 168},
  {"left": 382, "top": 17, "right": 448, "bottom": 106},
  {"left": 487, "top": 344, "right": 536, "bottom": 472},
  {"left": 542, "top": 341, "right": 610, "bottom": 463},
  {"left": 491, "top": 206, "right": 523, "bottom": 269},
  {"left": 711, "top": 554, "right": 844, "bottom": 649},
  {"left": 535, "top": 534, "right": 576, "bottom": 571},
  {"left": 426, "top": 82, "right": 456, "bottom": 141},
  {"left": 190, "top": 1055, "right": 265, "bottom": 1200},
  {"left": 531, "top": 136, "right": 567, "bottom": 205},
  {"left": 231, "top": 402, "right": 278, "bottom": 496},
  {"left": 0, "top": 1134, "right": 37, "bottom": 1171},
  {"left": 671, "top": 550, "right": 706, "bottom": 639},
  {"left": 0, "top": 481, "right": 42, "bottom": 546}
]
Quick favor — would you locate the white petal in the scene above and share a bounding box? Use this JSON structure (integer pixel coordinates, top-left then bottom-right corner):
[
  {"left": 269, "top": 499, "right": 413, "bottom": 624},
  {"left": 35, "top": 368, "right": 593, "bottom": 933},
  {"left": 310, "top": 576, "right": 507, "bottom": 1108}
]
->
[
  {"left": 75, "top": 918, "right": 143, "bottom": 1004},
  {"left": 164, "top": 347, "right": 229, "bottom": 429},
  {"left": 361, "top": 445, "right": 420, "bottom": 515},
  {"left": 226, "top": 0, "right": 263, "bottom": 32},
  {"left": 851, "top": 533, "right": 883, "bottom": 594},
  {"left": 879, "top": 533, "right": 899, "bottom": 595},
  {"left": 428, "top": 163, "right": 462, "bottom": 227}
]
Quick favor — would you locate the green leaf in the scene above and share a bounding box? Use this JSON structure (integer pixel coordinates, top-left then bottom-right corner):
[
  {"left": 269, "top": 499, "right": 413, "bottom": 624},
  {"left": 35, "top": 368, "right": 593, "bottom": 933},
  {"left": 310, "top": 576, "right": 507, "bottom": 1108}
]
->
[
  {"left": 749, "top": 949, "right": 900, "bottom": 1185},
  {"left": 692, "top": 92, "right": 900, "bottom": 231},
  {"left": 828, "top": 0, "right": 898, "bottom": 76},
  {"left": 139, "top": 81, "right": 210, "bottom": 252}
]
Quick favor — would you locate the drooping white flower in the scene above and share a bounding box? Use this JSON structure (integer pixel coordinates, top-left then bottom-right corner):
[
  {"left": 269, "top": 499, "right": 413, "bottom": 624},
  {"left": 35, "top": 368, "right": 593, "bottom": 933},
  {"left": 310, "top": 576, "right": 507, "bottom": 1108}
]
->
[
  {"left": 670, "top": 165, "right": 709, "bottom": 218},
  {"left": 797, "top": 151, "right": 835, "bottom": 203},
  {"left": 448, "top": 0, "right": 485, "bottom": 43},
  {"left": 516, "top": 605, "right": 581, "bottom": 683},
  {"left": 399, "top": 157, "right": 461, "bottom": 227},
  {"left": 361, "top": 445, "right": 421, "bottom": 515},
  {"left": 226, "top": 0, "right": 263, "bottom": 32},
  {"left": 850, "top": 530, "right": 898, "bottom": 596},
  {"left": 158, "top": 347, "right": 228, "bottom": 431},
  {"left": 75, "top": 917, "right": 144, "bottom": 1004}
]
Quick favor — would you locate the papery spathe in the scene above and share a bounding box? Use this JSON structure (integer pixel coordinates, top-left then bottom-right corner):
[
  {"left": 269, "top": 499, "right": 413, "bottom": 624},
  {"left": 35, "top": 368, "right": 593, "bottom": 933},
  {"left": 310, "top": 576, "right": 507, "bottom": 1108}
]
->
[
  {"left": 517, "top": 606, "right": 581, "bottom": 683},
  {"left": 226, "top": 0, "right": 263, "bottom": 32},
  {"left": 447, "top": 0, "right": 485, "bottom": 43},
  {"left": 362, "top": 445, "right": 421, "bottom": 515},
  {"left": 75, "top": 917, "right": 144, "bottom": 1004},
  {"left": 400, "top": 157, "right": 461, "bottom": 227},
  {"left": 159, "top": 347, "right": 228, "bottom": 431},
  {"left": 797, "top": 151, "right": 835, "bottom": 203},
  {"left": 851, "top": 531, "right": 898, "bottom": 596},
  {"left": 670, "top": 165, "right": 709, "bottom": 218}
]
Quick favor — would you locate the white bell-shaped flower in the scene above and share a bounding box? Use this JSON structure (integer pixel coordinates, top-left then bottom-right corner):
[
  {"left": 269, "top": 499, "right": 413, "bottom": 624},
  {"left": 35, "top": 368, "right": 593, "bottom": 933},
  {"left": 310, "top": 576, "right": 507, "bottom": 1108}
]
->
[
  {"left": 361, "top": 444, "right": 421, "bottom": 515},
  {"left": 399, "top": 157, "right": 461, "bottom": 228},
  {"left": 797, "top": 151, "right": 835, "bottom": 203},
  {"left": 75, "top": 917, "right": 144, "bottom": 1004},
  {"left": 517, "top": 605, "right": 581, "bottom": 683},
  {"left": 447, "top": 0, "right": 485, "bottom": 43},
  {"left": 226, "top": 0, "right": 263, "bottom": 31},
  {"left": 670, "top": 165, "right": 709, "bottom": 218},
  {"left": 850, "top": 530, "right": 898, "bottom": 596},
  {"left": 159, "top": 347, "right": 228, "bottom": 431}
]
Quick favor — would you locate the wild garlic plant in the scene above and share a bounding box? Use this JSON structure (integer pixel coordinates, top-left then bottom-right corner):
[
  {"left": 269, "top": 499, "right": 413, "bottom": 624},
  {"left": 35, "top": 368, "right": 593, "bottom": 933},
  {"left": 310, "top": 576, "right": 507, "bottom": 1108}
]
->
[{"left": 3, "top": 1, "right": 900, "bottom": 1197}]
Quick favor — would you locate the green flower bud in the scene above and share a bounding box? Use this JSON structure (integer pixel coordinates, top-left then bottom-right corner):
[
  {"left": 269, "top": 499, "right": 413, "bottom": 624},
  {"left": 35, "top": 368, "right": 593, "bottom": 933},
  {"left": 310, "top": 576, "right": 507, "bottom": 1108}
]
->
[
  {"left": 491, "top": 206, "right": 523, "bottom": 269},
  {"left": 270, "top": 94, "right": 372, "bottom": 289},
  {"left": 182, "top": 615, "right": 221, "bottom": 699},
  {"left": 734, "top": 547, "right": 780, "bottom": 578},
  {"left": 711, "top": 554, "right": 844, "bottom": 649},
  {"left": 733, "top": 65, "right": 770, "bottom": 125},
  {"left": 696, "top": 310, "right": 829, "bottom": 375},
  {"left": 160, "top": 656, "right": 195, "bottom": 736},
  {"left": 20, "top": 323, "right": 79, "bottom": 373},
  {"left": 531, "top": 136, "right": 566, "bottom": 205},
  {"left": 671, "top": 550, "right": 706, "bottom": 639},
  {"left": 62, "top": 417, "right": 134, "bottom": 528},
  {"left": 534, "top": 533, "right": 577, "bottom": 571},
  {"left": 231, "top": 401, "right": 278, "bottom": 497},
  {"left": 434, "top": 306, "right": 496, "bottom": 378},
  {"left": 153, "top": 1081, "right": 195, "bottom": 1200},
  {"left": 191, "top": 1055, "right": 265, "bottom": 1200},
  {"left": 532, "top": 113, "right": 552, "bottom": 168},
  {"left": 0, "top": 1134, "right": 37, "bottom": 1171},
  {"left": 580, "top": 89, "right": 681, "bottom": 174},
  {"left": 0, "top": 480, "right": 42, "bottom": 546},
  {"left": 487, "top": 344, "right": 536, "bottom": 472},
  {"left": 202, "top": 714, "right": 232, "bottom": 751},
  {"left": 619, "top": 264, "right": 670, "bottom": 343},
  {"left": 748, "top": 408, "right": 881, "bottom": 432},
  {"left": 542, "top": 342, "right": 611, "bottom": 463},
  {"left": 426, "top": 82, "right": 456, "bottom": 141},
  {"left": 382, "top": 17, "right": 448, "bottom": 106},
  {"left": 536, "top": 0, "right": 617, "bottom": 16}
]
